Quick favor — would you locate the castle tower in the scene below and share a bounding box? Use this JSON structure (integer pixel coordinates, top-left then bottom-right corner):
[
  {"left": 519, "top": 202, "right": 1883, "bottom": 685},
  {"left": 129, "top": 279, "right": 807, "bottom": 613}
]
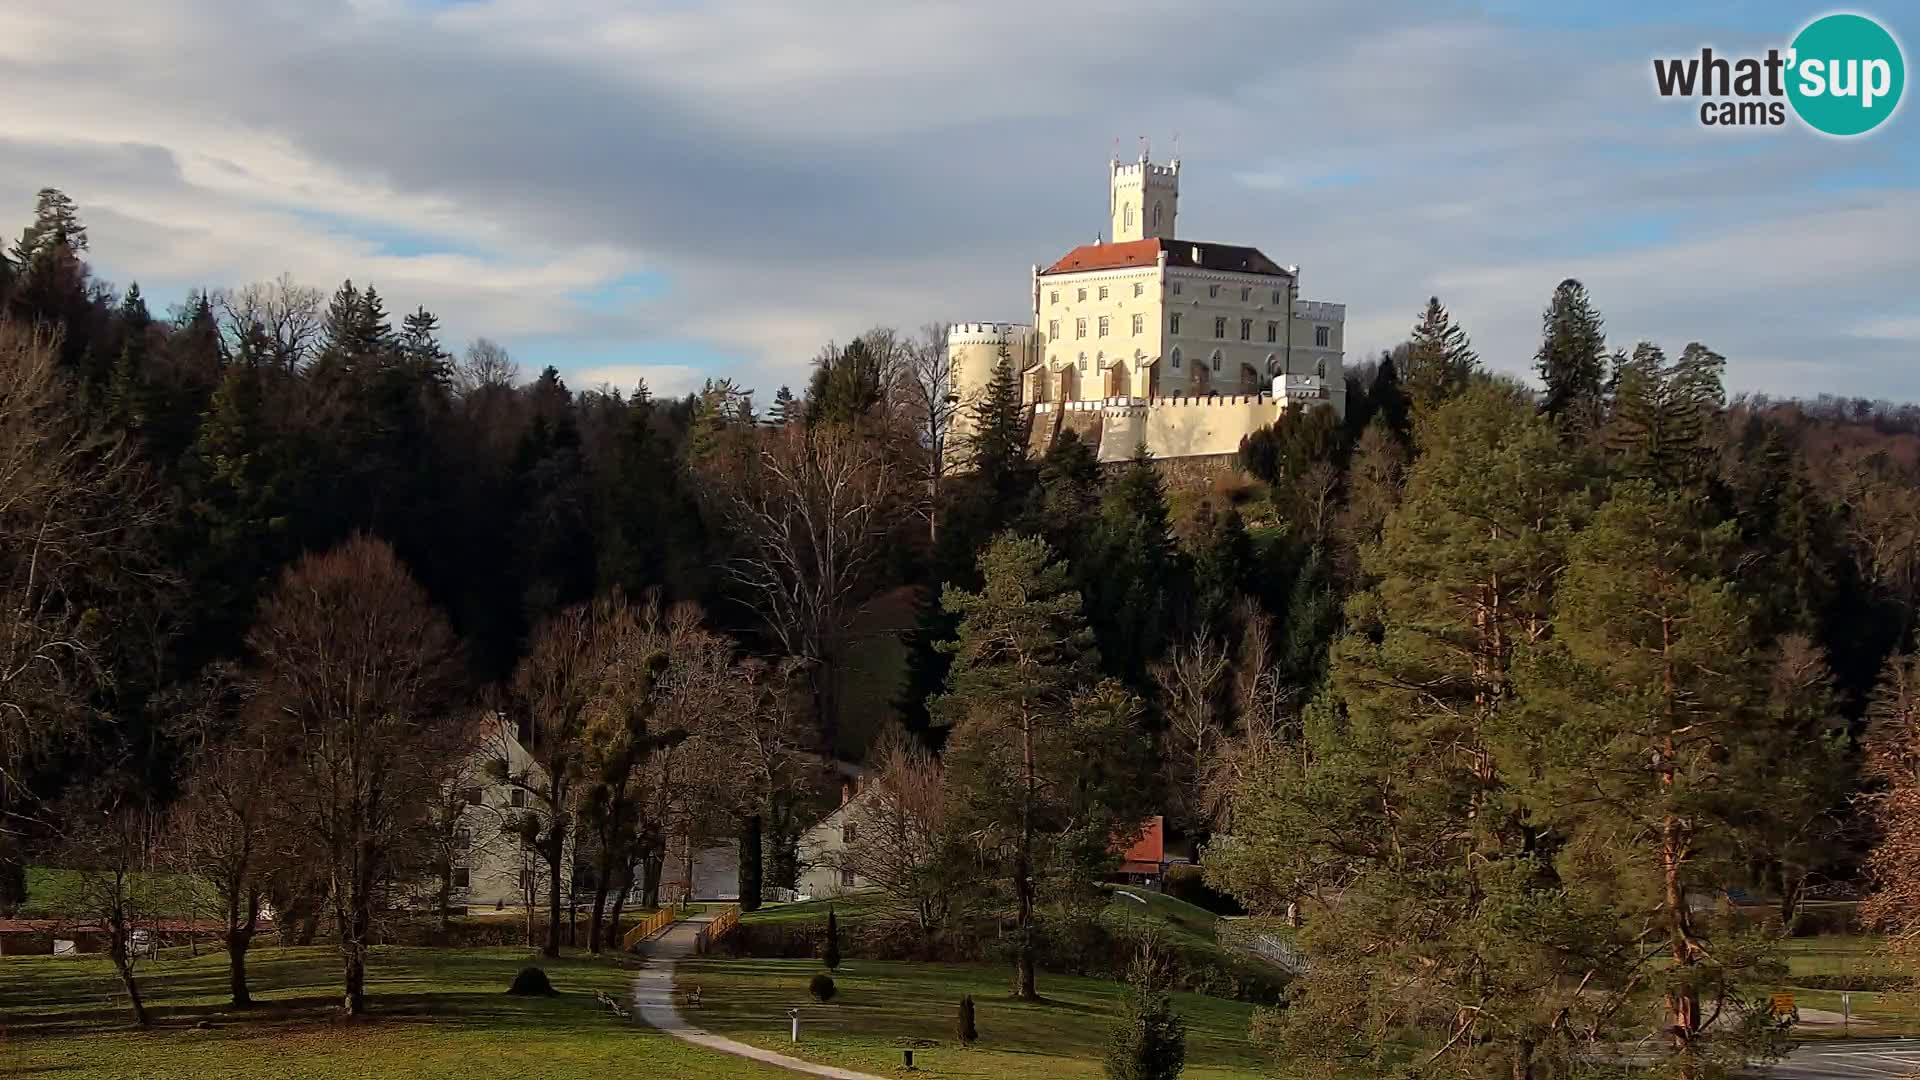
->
[
  {"left": 945, "top": 322, "right": 1039, "bottom": 463},
  {"left": 1109, "top": 154, "right": 1179, "bottom": 242}
]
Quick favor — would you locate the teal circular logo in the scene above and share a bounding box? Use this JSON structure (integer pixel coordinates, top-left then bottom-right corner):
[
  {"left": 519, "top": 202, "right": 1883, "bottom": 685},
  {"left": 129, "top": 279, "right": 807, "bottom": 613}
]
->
[{"left": 1788, "top": 13, "right": 1904, "bottom": 136}]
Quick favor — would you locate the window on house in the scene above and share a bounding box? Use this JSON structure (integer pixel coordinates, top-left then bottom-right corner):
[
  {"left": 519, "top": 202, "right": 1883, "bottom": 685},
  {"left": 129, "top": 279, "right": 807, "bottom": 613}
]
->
[
  {"left": 1048, "top": 319, "right": 1059, "bottom": 340},
  {"left": 1169, "top": 313, "right": 1182, "bottom": 335},
  {"left": 1098, "top": 285, "right": 1109, "bottom": 300},
  {"left": 1171, "top": 281, "right": 1182, "bottom": 296},
  {"left": 1171, "top": 347, "right": 1182, "bottom": 369},
  {"left": 455, "top": 827, "right": 472, "bottom": 849},
  {"left": 1076, "top": 318, "right": 1086, "bottom": 339},
  {"left": 1050, "top": 290, "right": 1058, "bottom": 304},
  {"left": 1211, "top": 351, "right": 1223, "bottom": 371},
  {"left": 1240, "top": 318, "right": 1252, "bottom": 341},
  {"left": 840, "top": 869, "right": 856, "bottom": 888},
  {"left": 464, "top": 787, "right": 482, "bottom": 806},
  {"left": 1315, "top": 325, "right": 1331, "bottom": 347},
  {"left": 1267, "top": 321, "right": 1278, "bottom": 343},
  {"left": 1131, "top": 313, "right": 1144, "bottom": 335},
  {"left": 1272, "top": 289, "right": 1283, "bottom": 305},
  {"left": 519, "top": 869, "right": 533, "bottom": 893},
  {"left": 1240, "top": 287, "right": 1251, "bottom": 302},
  {"left": 842, "top": 823, "right": 858, "bottom": 844},
  {"left": 1077, "top": 287, "right": 1087, "bottom": 302},
  {"left": 1213, "top": 317, "right": 1226, "bottom": 338},
  {"left": 452, "top": 867, "right": 470, "bottom": 889},
  {"left": 510, "top": 789, "right": 526, "bottom": 808},
  {"left": 1098, "top": 315, "right": 1110, "bottom": 337},
  {"left": 1208, "top": 284, "right": 1220, "bottom": 299},
  {"left": 1133, "top": 282, "right": 1143, "bottom": 297}
]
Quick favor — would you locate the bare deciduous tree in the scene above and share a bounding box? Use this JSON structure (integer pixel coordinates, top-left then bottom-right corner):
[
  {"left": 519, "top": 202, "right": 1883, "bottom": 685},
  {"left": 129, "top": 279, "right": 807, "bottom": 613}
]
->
[
  {"left": 900, "top": 322, "right": 957, "bottom": 542},
  {"left": 1153, "top": 629, "right": 1231, "bottom": 839},
  {"left": 54, "top": 785, "right": 162, "bottom": 1026},
  {"left": 1, "top": 322, "right": 163, "bottom": 902},
  {"left": 214, "top": 273, "right": 323, "bottom": 371},
  {"left": 701, "top": 421, "right": 904, "bottom": 745},
  {"left": 249, "top": 535, "right": 467, "bottom": 1015},
  {"left": 830, "top": 729, "right": 961, "bottom": 942}
]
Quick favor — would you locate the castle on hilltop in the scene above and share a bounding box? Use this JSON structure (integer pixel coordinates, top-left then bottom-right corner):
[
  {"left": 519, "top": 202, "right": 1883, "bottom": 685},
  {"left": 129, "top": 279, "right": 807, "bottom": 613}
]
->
[{"left": 947, "top": 154, "right": 1347, "bottom": 469}]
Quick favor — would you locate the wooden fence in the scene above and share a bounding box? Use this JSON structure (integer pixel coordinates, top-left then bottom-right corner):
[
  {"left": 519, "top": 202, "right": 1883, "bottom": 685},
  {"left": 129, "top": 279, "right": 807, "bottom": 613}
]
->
[
  {"left": 694, "top": 905, "right": 740, "bottom": 956},
  {"left": 622, "top": 907, "right": 679, "bottom": 953}
]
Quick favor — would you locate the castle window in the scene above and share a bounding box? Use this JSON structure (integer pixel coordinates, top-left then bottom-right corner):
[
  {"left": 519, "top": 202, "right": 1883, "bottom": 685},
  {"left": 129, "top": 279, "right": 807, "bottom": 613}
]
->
[
  {"left": 1169, "top": 313, "right": 1181, "bottom": 335},
  {"left": 453, "top": 867, "right": 469, "bottom": 889},
  {"left": 1098, "top": 285, "right": 1109, "bottom": 301},
  {"left": 1170, "top": 347, "right": 1182, "bottom": 369},
  {"left": 1315, "top": 358, "right": 1327, "bottom": 378},
  {"left": 1048, "top": 319, "right": 1059, "bottom": 341},
  {"left": 1240, "top": 287, "right": 1251, "bottom": 302},
  {"left": 1211, "top": 350, "right": 1223, "bottom": 371},
  {"left": 1213, "top": 317, "right": 1226, "bottom": 339},
  {"left": 1240, "top": 318, "right": 1252, "bottom": 341},
  {"left": 1077, "top": 288, "right": 1087, "bottom": 302},
  {"left": 1131, "top": 313, "right": 1144, "bottom": 335},
  {"left": 1098, "top": 316, "right": 1110, "bottom": 338},
  {"left": 1076, "top": 318, "right": 1086, "bottom": 339},
  {"left": 1271, "top": 289, "right": 1283, "bottom": 305},
  {"left": 1171, "top": 281, "right": 1182, "bottom": 296},
  {"left": 1267, "top": 321, "right": 1278, "bottom": 343},
  {"left": 1124, "top": 204, "right": 1133, "bottom": 229},
  {"left": 1208, "top": 284, "right": 1220, "bottom": 299},
  {"left": 1050, "top": 290, "right": 1058, "bottom": 304},
  {"left": 1132, "top": 282, "right": 1143, "bottom": 298},
  {"left": 1078, "top": 352, "right": 1087, "bottom": 371},
  {"left": 1153, "top": 203, "right": 1162, "bottom": 228},
  {"left": 1315, "top": 325, "right": 1331, "bottom": 347}
]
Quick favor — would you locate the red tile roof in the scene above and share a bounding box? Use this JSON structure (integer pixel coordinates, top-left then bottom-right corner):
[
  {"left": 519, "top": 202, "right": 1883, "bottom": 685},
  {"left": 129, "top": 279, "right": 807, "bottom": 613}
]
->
[
  {"left": 1041, "top": 239, "right": 1293, "bottom": 278},
  {"left": 1116, "top": 816, "right": 1165, "bottom": 872}
]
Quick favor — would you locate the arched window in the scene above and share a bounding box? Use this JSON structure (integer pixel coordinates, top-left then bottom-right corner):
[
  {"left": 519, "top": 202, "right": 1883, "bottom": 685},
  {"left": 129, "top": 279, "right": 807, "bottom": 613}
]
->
[
  {"left": 1078, "top": 351, "right": 1087, "bottom": 371},
  {"left": 1315, "top": 358, "right": 1327, "bottom": 379},
  {"left": 1124, "top": 204, "right": 1133, "bottom": 229},
  {"left": 1170, "top": 346, "right": 1182, "bottom": 369},
  {"left": 1210, "top": 349, "right": 1223, "bottom": 372},
  {"left": 1266, "top": 353, "right": 1281, "bottom": 377},
  {"left": 1152, "top": 203, "right": 1162, "bottom": 228}
]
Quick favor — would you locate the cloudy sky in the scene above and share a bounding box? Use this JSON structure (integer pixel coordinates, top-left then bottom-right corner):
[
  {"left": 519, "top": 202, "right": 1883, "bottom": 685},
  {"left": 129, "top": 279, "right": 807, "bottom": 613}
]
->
[{"left": 1, "top": 0, "right": 1914, "bottom": 402}]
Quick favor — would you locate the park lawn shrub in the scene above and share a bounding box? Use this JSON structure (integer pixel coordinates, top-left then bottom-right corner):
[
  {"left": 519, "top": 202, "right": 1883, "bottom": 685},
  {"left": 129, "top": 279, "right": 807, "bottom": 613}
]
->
[
  {"left": 1791, "top": 973, "right": 1914, "bottom": 992},
  {"left": 507, "top": 966, "right": 556, "bottom": 995},
  {"left": 957, "top": 994, "right": 977, "bottom": 1045},
  {"left": 809, "top": 973, "right": 836, "bottom": 1002}
]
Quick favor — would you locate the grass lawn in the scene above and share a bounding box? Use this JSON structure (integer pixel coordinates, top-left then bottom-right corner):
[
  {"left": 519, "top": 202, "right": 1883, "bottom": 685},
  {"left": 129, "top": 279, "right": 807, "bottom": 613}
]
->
[
  {"left": 674, "top": 955, "right": 1273, "bottom": 1079},
  {"left": 1776, "top": 935, "right": 1920, "bottom": 1035},
  {"left": 0, "top": 944, "right": 787, "bottom": 1078}
]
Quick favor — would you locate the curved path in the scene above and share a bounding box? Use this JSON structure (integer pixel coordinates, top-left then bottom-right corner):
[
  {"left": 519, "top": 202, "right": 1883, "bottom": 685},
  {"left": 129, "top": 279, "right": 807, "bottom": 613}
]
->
[{"left": 629, "top": 914, "right": 886, "bottom": 1080}]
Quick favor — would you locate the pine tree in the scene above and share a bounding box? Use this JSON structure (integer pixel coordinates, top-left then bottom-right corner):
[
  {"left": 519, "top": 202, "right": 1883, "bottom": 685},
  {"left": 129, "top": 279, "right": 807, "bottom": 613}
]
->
[
  {"left": 1604, "top": 341, "right": 1724, "bottom": 487},
  {"left": 965, "top": 346, "right": 1031, "bottom": 501},
  {"left": 956, "top": 994, "right": 978, "bottom": 1045},
  {"left": 1505, "top": 482, "right": 1788, "bottom": 1077},
  {"left": 320, "top": 279, "right": 364, "bottom": 358},
  {"left": 806, "top": 338, "right": 886, "bottom": 426},
  {"left": 770, "top": 385, "right": 798, "bottom": 426},
  {"left": 1401, "top": 297, "right": 1477, "bottom": 408},
  {"left": 10, "top": 187, "right": 88, "bottom": 263},
  {"left": 1534, "top": 278, "right": 1608, "bottom": 425},
  {"left": 935, "top": 534, "right": 1150, "bottom": 1000},
  {"left": 1104, "top": 956, "right": 1186, "bottom": 1080},
  {"left": 823, "top": 907, "right": 841, "bottom": 970},
  {"left": 400, "top": 306, "right": 449, "bottom": 367},
  {"left": 1081, "top": 445, "right": 1186, "bottom": 684}
]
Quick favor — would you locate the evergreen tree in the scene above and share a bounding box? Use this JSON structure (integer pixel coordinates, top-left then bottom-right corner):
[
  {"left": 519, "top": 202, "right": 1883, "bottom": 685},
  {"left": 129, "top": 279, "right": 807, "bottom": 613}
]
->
[
  {"left": 823, "top": 907, "right": 841, "bottom": 970},
  {"left": 1104, "top": 955, "right": 1186, "bottom": 1080},
  {"left": 1604, "top": 341, "right": 1724, "bottom": 487},
  {"left": 1504, "top": 482, "right": 1789, "bottom": 1077},
  {"left": 806, "top": 338, "right": 887, "bottom": 426},
  {"left": 1081, "top": 446, "right": 1187, "bottom": 684},
  {"left": 935, "top": 534, "right": 1151, "bottom": 1000},
  {"left": 1534, "top": 278, "right": 1608, "bottom": 425},
  {"left": 400, "top": 305, "right": 449, "bottom": 368},
  {"left": 956, "top": 994, "right": 978, "bottom": 1045},
  {"left": 106, "top": 284, "right": 153, "bottom": 432},
  {"left": 965, "top": 346, "right": 1031, "bottom": 502},
  {"left": 1401, "top": 297, "right": 1477, "bottom": 408},
  {"left": 770, "top": 385, "right": 797, "bottom": 426}
]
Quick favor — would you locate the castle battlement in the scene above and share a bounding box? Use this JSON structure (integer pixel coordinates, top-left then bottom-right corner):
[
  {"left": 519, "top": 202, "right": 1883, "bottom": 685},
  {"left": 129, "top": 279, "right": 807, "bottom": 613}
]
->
[
  {"left": 1034, "top": 392, "right": 1276, "bottom": 416},
  {"left": 1295, "top": 300, "right": 1346, "bottom": 321},
  {"left": 948, "top": 321, "right": 1033, "bottom": 345},
  {"left": 1111, "top": 159, "right": 1180, "bottom": 179}
]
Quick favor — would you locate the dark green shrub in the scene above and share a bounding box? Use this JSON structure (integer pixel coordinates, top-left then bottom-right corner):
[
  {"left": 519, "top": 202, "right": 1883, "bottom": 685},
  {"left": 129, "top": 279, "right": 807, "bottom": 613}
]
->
[
  {"left": 507, "top": 966, "right": 555, "bottom": 996},
  {"left": 1791, "top": 974, "right": 1913, "bottom": 992},
  {"left": 1161, "top": 865, "right": 1244, "bottom": 916},
  {"left": 809, "top": 973, "right": 837, "bottom": 1002},
  {"left": 957, "top": 994, "right": 977, "bottom": 1045},
  {"left": 1104, "top": 979, "right": 1185, "bottom": 1079}
]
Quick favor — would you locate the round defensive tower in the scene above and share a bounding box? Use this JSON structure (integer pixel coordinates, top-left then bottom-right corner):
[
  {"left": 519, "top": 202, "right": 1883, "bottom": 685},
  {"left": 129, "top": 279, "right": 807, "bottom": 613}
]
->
[{"left": 946, "top": 321, "right": 1038, "bottom": 447}]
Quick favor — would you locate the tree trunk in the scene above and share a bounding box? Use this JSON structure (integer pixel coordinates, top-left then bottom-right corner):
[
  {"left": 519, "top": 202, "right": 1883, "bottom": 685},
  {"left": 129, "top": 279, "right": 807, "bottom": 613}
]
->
[
  {"left": 544, "top": 832, "right": 564, "bottom": 958},
  {"left": 588, "top": 874, "right": 610, "bottom": 956},
  {"left": 606, "top": 863, "right": 633, "bottom": 950},
  {"left": 108, "top": 920, "right": 148, "bottom": 1028},
  {"left": 228, "top": 932, "right": 252, "bottom": 1008},
  {"left": 1015, "top": 709, "right": 1038, "bottom": 1002},
  {"left": 739, "top": 815, "right": 763, "bottom": 912},
  {"left": 436, "top": 864, "right": 454, "bottom": 933},
  {"left": 642, "top": 851, "right": 663, "bottom": 909}
]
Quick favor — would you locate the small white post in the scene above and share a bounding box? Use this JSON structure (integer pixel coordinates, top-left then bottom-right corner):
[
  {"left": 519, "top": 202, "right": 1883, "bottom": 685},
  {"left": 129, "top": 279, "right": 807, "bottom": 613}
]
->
[{"left": 789, "top": 1007, "right": 800, "bottom": 1043}]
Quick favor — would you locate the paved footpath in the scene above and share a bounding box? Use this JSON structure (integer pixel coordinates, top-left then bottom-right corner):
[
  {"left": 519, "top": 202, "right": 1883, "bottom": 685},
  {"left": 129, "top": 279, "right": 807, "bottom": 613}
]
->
[{"left": 629, "top": 914, "right": 887, "bottom": 1080}]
